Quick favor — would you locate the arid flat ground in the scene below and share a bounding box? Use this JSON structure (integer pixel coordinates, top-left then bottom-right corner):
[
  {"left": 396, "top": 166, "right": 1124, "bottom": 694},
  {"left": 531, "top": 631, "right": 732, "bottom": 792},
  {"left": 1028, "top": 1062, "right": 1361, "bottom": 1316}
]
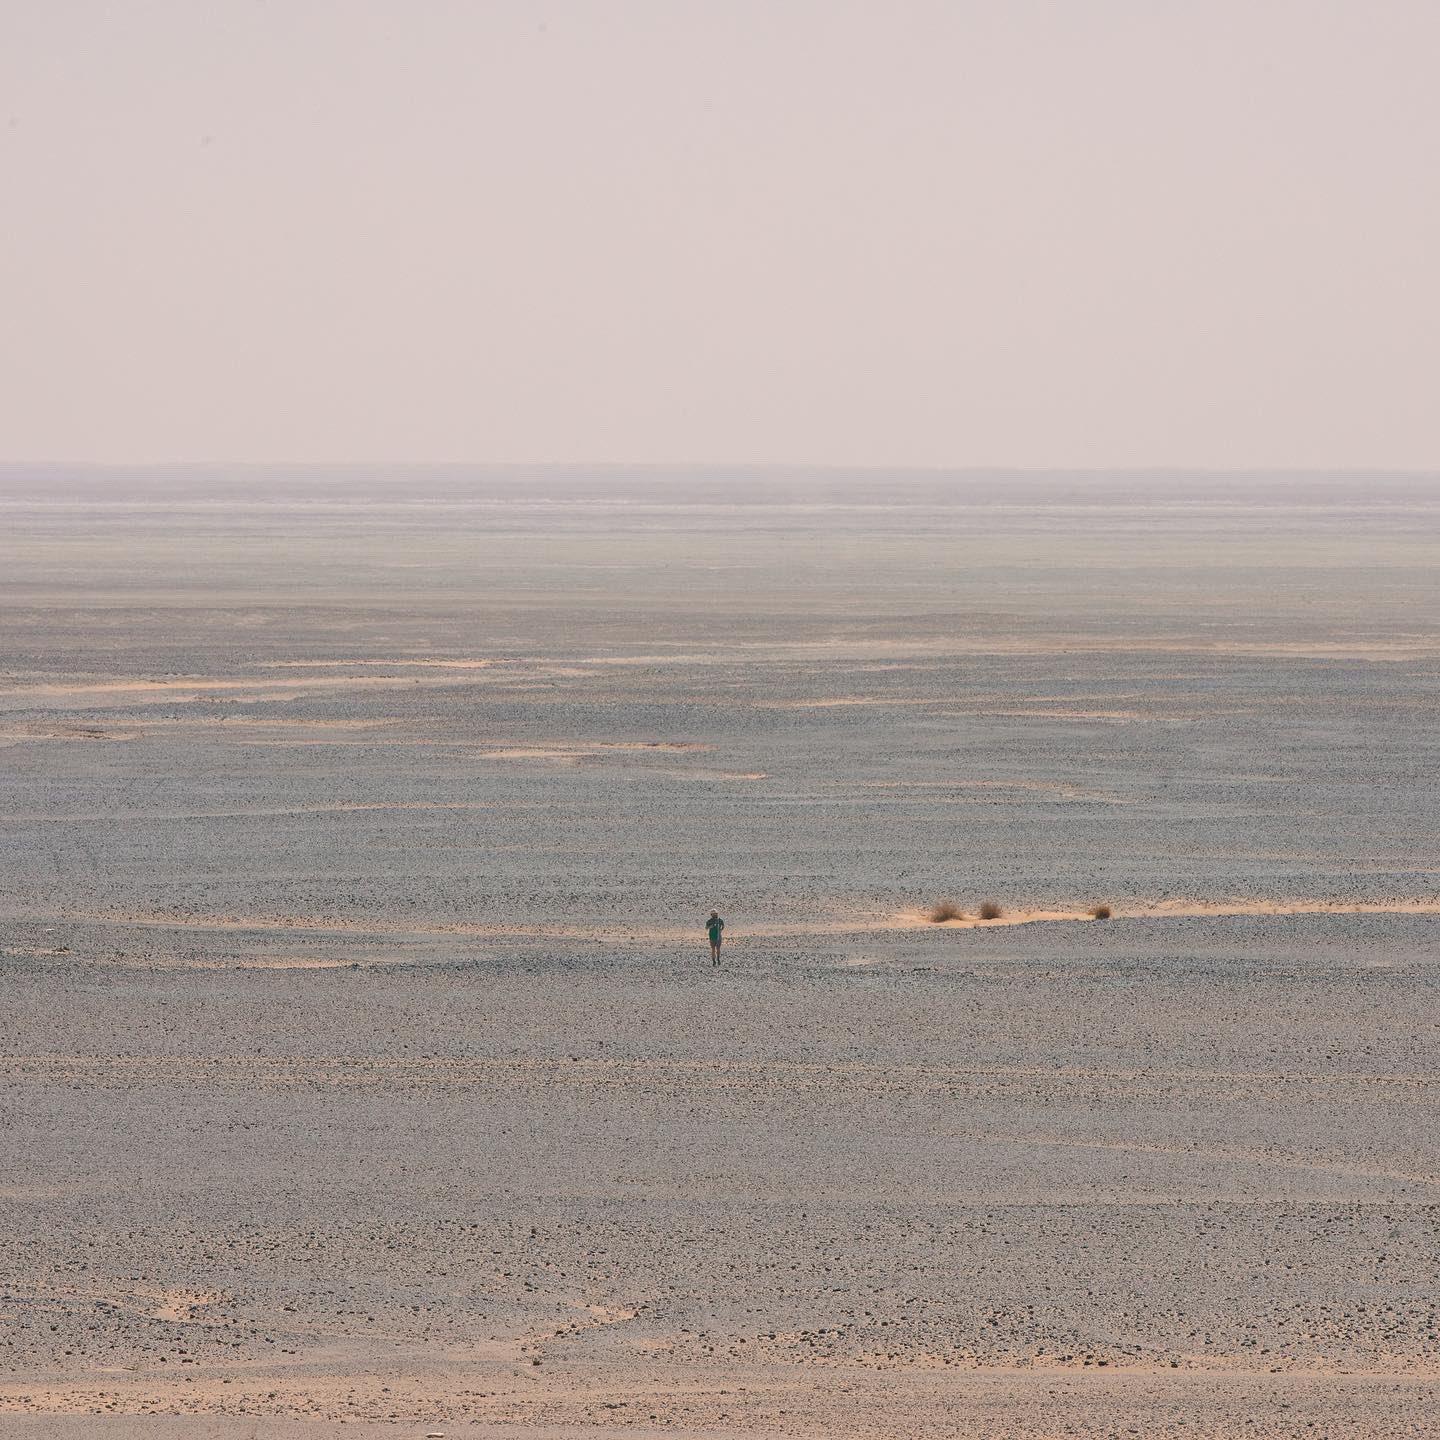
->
[{"left": 2, "top": 468, "right": 1439, "bottom": 1438}]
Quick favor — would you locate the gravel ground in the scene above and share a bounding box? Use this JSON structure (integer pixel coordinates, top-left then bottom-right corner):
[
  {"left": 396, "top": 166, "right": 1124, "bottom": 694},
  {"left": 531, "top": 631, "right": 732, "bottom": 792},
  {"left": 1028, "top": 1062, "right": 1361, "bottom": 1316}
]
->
[{"left": 2, "top": 468, "right": 1438, "bottom": 1437}]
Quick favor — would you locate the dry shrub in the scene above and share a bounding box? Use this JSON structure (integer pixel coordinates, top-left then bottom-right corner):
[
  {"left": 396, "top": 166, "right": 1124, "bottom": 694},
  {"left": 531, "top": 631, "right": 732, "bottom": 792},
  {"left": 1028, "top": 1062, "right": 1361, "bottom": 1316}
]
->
[
  {"left": 1089, "top": 904, "right": 1112, "bottom": 920},
  {"left": 927, "top": 901, "right": 965, "bottom": 923},
  {"left": 977, "top": 900, "right": 1004, "bottom": 921}
]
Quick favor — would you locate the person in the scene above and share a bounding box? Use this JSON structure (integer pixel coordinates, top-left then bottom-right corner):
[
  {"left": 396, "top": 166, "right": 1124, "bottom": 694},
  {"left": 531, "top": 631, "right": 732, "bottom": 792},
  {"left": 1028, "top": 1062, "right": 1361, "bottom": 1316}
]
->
[{"left": 705, "top": 911, "right": 724, "bottom": 965}]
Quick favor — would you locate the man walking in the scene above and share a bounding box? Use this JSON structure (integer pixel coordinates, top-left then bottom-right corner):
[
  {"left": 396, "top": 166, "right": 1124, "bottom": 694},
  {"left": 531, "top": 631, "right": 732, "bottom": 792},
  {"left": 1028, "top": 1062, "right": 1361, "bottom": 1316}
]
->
[{"left": 706, "top": 911, "right": 725, "bottom": 966}]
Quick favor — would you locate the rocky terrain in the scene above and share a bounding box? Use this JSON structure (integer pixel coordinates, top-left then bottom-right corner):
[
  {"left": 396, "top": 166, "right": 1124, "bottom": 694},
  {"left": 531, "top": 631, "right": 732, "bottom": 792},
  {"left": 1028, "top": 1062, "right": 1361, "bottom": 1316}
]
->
[{"left": 2, "top": 468, "right": 1438, "bottom": 1437}]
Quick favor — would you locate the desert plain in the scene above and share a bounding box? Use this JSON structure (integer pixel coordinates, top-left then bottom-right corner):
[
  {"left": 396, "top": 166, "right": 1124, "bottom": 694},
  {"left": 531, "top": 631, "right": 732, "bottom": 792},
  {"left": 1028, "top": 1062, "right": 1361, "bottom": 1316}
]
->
[{"left": 1, "top": 468, "right": 1438, "bottom": 1438}]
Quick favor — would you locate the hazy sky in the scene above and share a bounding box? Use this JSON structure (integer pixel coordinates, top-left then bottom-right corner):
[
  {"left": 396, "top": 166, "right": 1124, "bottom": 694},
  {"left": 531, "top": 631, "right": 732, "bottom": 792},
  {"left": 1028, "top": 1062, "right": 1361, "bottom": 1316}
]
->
[{"left": 2, "top": 1, "right": 1437, "bottom": 468}]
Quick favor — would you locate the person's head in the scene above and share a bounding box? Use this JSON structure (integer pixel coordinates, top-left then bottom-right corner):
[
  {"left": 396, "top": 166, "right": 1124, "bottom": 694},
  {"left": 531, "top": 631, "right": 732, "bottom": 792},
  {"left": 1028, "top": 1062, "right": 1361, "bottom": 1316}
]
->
[{"left": 709, "top": 911, "right": 718, "bottom": 919}]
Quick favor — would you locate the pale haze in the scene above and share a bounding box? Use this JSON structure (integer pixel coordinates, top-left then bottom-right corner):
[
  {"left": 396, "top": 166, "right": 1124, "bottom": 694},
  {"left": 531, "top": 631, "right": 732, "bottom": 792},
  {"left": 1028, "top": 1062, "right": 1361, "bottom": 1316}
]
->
[{"left": 2, "top": 0, "right": 1437, "bottom": 468}]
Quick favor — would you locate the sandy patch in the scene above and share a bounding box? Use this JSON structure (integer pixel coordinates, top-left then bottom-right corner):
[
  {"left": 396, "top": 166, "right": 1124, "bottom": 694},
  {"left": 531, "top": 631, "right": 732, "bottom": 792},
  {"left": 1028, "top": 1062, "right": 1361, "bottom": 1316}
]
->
[
  {"left": 758, "top": 697, "right": 950, "bottom": 709},
  {"left": 1147, "top": 896, "right": 1440, "bottom": 920},
  {"left": 862, "top": 779, "right": 1131, "bottom": 804},
  {"left": 219, "top": 738, "right": 493, "bottom": 749},
  {"left": 760, "top": 699, "right": 1152, "bottom": 720},
  {"left": 196, "top": 956, "right": 364, "bottom": 970},
  {"left": 262, "top": 659, "right": 500, "bottom": 670},
  {"left": 595, "top": 742, "right": 712, "bottom": 752},
  {"left": 155, "top": 716, "right": 404, "bottom": 730},
  {"left": 478, "top": 743, "right": 714, "bottom": 766},
  {"left": 960, "top": 708, "right": 1147, "bottom": 721},
  {"left": 10, "top": 896, "right": 1440, "bottom": 949},
  {"left": 665, "top": 768, "right": 768, "bottom": 781},
  {"left": 898, "top": 897, "right": 1440, "bottom": 930},
  {"left": 0, "top": 724, "right": 142, "bottom": 746},
  {"left": 0, "top": 675, "right": 476, "bottom": 703},
  {"left": 3, "top": 1367, "right": 1439, "bottom": 1434},
  {"left": 474, "top": 747, "right": 581, "bottom": 762},
  {"left": 897, "top": 907, "right": 1085, "bottom": 930},
  {"left": 3, "top": 801, "right": 496, "bottom": 824}
]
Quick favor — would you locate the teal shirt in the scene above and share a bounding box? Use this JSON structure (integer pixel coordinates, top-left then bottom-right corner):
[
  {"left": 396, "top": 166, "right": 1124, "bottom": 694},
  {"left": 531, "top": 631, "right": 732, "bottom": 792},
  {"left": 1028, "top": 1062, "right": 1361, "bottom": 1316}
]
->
[{"left": 706, "top": 917, "right": 724, "bottom": 942}]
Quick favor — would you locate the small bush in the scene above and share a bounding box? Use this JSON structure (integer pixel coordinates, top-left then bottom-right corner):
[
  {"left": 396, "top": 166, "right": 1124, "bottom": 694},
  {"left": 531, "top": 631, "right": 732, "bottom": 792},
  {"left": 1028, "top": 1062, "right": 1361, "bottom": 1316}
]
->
[
  {"left": 927, "top": 901, "right": 965, "bottom": 923},
  {"left": 977, "top": 900, "right": 1004, "bottom": 921},
  {"left": 1089, "top": 904, "right": 1112, "bottom": 920}
]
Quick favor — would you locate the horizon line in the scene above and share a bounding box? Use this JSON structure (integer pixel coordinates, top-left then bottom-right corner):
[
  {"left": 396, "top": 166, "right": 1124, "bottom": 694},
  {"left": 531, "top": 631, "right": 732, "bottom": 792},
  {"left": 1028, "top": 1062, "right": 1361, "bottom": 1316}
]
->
[{"left": 3, "top": 460, "right": 1440, "bottom": 478}]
